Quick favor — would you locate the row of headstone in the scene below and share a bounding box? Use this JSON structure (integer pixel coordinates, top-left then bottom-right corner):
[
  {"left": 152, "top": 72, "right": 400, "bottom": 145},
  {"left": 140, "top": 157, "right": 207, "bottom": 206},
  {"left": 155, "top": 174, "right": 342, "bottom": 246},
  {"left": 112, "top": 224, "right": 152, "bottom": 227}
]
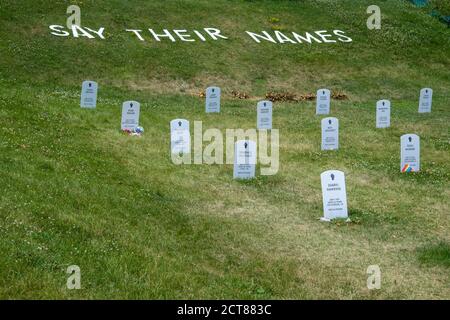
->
[
  {"left": 206, "top": 87, "right": 274, "bottom": 129},
  {"left": 206, "top": 89, "right": 430, "bottom": 122},
  {"left": 315, "top": 88, "right": 432, "bottom": 116},
  {"left": 81, "top": 82, "right": 429, "bottom": 141},
  {"left": 375, "top": 90, "right": 432, "bottom": 128},
  {"left": 319, "top": 101, "right": 388, "bottom": 146},
  {"left": 318, "top": 86, "right": 346, "bottom": 221},
  {"left": 205, "top": 87, "right": 422, "bottom": 132},
  {"left": 82, "top": 82, "right": 432, "bottom": 116},
  {"left": 169, "top": 118, "right": 420, "bottom": 172}
]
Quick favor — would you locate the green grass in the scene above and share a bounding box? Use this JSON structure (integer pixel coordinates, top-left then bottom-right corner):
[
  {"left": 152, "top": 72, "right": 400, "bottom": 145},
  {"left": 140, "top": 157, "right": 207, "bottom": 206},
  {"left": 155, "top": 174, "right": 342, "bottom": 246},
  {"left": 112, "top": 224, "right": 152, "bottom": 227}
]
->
[{"left": 0, "top": 0, "right": 449, "bottom": 299}]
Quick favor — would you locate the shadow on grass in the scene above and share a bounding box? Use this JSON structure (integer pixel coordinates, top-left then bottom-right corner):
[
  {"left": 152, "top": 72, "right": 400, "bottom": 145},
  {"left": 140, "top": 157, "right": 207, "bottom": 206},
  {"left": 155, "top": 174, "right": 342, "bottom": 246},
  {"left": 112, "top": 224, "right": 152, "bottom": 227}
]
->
[
  {"left": 233, "top": 174, "right": 284, "bottom": 189},
  {"left": 417, "top": 242, "right": 450, "bottom": 268},
  {"left": 348, "top": 208, "right": 401, "bottom": 226}
]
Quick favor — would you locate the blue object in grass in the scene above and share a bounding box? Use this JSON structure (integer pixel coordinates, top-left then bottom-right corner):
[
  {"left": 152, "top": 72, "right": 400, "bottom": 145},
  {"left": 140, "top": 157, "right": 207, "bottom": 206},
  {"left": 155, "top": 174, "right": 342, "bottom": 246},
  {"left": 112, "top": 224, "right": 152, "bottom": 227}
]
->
[
  {"left": 135, "top": 126, "right": 144, "bottom": 134},
  {"left": 410, "top": 0, "right": 428, "bottom": 7},
  {"left": 431, "top": 10, "right": 440, "bottom": 18},
  {"left": 441, "top": 16, "right": 450, "bottom": 27}
]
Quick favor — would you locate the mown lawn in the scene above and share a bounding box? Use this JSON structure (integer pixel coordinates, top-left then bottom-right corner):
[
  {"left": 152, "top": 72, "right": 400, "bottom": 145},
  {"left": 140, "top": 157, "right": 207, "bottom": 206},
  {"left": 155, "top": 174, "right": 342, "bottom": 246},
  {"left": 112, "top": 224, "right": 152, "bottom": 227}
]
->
[{"left": 0, "top": 0, "right": 449, "bottom": 299}]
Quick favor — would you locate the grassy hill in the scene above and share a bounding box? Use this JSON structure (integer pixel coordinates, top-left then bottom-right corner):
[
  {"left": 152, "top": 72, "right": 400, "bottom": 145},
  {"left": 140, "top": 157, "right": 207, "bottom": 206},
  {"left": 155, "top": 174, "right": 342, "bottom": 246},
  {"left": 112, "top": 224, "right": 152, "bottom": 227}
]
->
[{"left": 0, "top": 0, "right": 449, "bottom": 299}]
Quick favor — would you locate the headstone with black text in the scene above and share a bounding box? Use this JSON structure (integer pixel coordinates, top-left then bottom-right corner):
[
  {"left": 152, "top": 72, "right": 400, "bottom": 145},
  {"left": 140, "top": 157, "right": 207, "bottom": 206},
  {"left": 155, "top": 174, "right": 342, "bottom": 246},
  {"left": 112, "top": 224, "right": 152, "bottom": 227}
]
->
[
  {"left": 418, "top": 88, "right": 432, "bottom": 113},
  {"left": 320, "top": 170, "right": 348, "bottom": 221},
  {"left": 401, "top": 134, "right": 420, "bottom": 172},
  {"left": 316, "top": 89, "right": 331, "bottom": 115},
  {"left": 170, "top": 119, "right": 191, "bottom": 154},
  {"left": 80, "top": 80, "right": 98, "bottom": 108},
  {"left": 205, "top": 87, "right": 221, "bottom": 113},
  {"left": 376, "top": 100, "right": 391, "bottom": 128},
  {"left": 257, "top": 100, "right": 273, "bottom": 130},
  {"left": 321, "top": 117, "right": 339, "bottom": 150},
  {"left": 121, "top": 101, "right": 140, "bottom": 131},
  {"left": 233, "top": 140, "right": 256, "bottom": 179}
]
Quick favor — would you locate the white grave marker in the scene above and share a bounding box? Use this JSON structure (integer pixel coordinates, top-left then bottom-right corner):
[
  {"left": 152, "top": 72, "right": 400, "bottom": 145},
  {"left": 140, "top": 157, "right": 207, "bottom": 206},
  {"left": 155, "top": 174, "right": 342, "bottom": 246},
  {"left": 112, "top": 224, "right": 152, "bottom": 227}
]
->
[
  {"left": 80, "top": 80, "right": 98, "bottom": 108},
  {"left": 205, "top": 86, "right": 221, "bottom": 113},
  {"left": 321, "top": 117, "right": 339, "bottom": 150},
  {"left": 170, "top": 119, "right": 190, "bottom": 154},
  {"left": 401, "top": 134, "right": 420, "bottom": 172},
  {"left": 257, "top": 100, "right": 273, "bottom": 130},
  {"left": 320, "top": 170, "right": 348, "bottom": 221},
  {"left": 316, "top": 89, "right": 331, "bottom": 115},
  {"left": 376, "top": 99, "right": 391, "bottom": 128},
  {"left": 233, "top": 140, "right": 256, "bottom": 179},
  {"left": 121, "top": 101, "right": 140, "bottom": 131},
  {"left": 418, "top": 88, "right": 432, "bottom": 113}
]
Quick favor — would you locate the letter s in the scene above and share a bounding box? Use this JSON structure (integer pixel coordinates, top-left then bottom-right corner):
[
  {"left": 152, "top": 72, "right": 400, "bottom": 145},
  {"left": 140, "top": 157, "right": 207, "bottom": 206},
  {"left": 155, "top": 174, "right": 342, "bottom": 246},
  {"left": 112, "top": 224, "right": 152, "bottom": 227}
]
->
[{"left": 49, "top": 25, "right": 70, "bottom": 37}]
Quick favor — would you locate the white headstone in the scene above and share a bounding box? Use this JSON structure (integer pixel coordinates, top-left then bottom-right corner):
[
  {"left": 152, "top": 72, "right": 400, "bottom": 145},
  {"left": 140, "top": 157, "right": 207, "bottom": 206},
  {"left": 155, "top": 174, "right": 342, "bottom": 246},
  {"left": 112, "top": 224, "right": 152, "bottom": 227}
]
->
[
  {"left": 257, "top": 100, "right": 273, "bottom": 130},
  {"left": 376, "top": 100, "right": 391, "bottom": 128},
  {"left": 205, "top": 86, "right": 221, "bottom": 113},
  {"left": 320, "top": 170, "right": 348, "bottom": 221},
  {"left": 401, "top": 134, "right": 420, "bottom": 172},
  {"left": 170, "top": 119, "right": 190, "bottom": 154},
  {"left": 321, "top": 117, "right": 339, "bottom": 150},
  {"left": 80, "top": 80, "right": 98, "bottom": 108},
  {"left": 121, "top": 101, "right": 140, "bottom": 131},
  {"left": 418, "top": 88, "right": 432, "bottom": 113},
  {"left": 233, "top": 140, "right": 256, "bottom": 179},
  {"left": 316, "top": 89, "right": 331, "bottom": 115}
]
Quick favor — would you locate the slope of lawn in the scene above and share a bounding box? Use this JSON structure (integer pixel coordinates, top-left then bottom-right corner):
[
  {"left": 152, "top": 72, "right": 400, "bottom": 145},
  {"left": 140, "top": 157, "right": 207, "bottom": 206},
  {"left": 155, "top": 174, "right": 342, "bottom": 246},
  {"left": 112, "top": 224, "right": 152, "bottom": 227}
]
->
[{"left": 0, "top": 0, "right": 449, "bottom": 299}]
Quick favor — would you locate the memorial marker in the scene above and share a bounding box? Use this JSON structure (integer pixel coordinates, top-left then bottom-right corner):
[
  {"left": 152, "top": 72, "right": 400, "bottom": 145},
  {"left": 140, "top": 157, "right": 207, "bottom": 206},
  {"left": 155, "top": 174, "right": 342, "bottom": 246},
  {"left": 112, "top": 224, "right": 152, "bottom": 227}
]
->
[
  {"left": 316, "top": 89, "right": 331, "bottom": 115},
  {"left": 233, "top": 140, "right": 256, "bottom": 179},
  {"left": 320, "top": 170, "right": 348, "bottom": 221},
  {"left": 170, "top": 119, "right": 191, "bottom": 154},
  {"left": 321, "top": 117, "right": 339, "bottom": 150},
  {"left": 418, "top": 88, "right": 432, "bottom": 113},
  {"left": 80, "top": 80, "right": 98, "bottom": 108},
  {"left": 121, "top": 101, "right": 140, "bottom": 131},
  {"left": 376, "top": 99, "right": 391, "bottom": 128},
  {"left": 401, "top": 134, "right": 420, "bottom": 172},
  {"left": 257, "top": 100, "right": 273, "bottom": 130},
  {"left": 205, "top": 86, "right": 221, "bottom": 113}
]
